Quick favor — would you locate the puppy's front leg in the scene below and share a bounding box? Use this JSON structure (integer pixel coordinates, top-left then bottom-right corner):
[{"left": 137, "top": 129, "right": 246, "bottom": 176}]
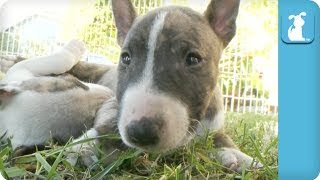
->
[
  {"left": 66, "top": 97, "right": 123, "bottom": 167},
  {"left": 205, "top": 88, "right": 263, "bottom": 173},
  {"left": 4, "top": 40, "right": 85, "bottom": 82},
  {"left": 213, "top": 131, "right": 263, "bottom": 173}
]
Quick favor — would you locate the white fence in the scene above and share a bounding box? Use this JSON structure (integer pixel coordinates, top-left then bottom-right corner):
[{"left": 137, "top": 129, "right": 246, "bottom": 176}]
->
[{"left": 0, "top": 0, "right": 278, "bottom": 114}]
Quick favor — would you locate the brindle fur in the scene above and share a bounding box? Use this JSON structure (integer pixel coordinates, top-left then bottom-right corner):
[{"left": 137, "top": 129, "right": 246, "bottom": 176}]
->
[
  {"left": 1, "top": 0, "right": 262, "bottom": 172},
  {"left": 68, "top": 0, "right": 258, "bottom": 170}
]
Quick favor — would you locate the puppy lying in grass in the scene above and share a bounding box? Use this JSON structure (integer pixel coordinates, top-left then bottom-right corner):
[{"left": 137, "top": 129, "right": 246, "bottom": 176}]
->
[{"left": 0, "top": 0, "right": 263, "bottom": 173}]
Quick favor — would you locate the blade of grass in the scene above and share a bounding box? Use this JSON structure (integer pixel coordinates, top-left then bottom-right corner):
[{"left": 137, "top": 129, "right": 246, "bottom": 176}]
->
[
  {"left": 0, "top": 147, "right": 9, "bottom": 158},
  {"left": 45, "top": 134, "right": 120, "bottom": 156},
  {"left": 13, "top": 156, "right": 37, "bottom": 164},
  {"left": 47, "top": 145, "right": 67, "bottom": 179},
  {"left": 249, "top": 136, "right": 276, "bottom": 179},
  {"left": 4, "top": 167, "right": 26, "bottom": 178},
  {"left": 91, "top": 150, "right": 141, "bottom": 180},
  {"left": 264, "top": 138, "right": 278, "bottom": 154},
  {"left": 0, "top": 158, "right": 9, "bottom": 180},
  {"left": 34, "top": 153, "right": 53, "bottom": 176},
  {"left": 175, "top": 164, "right": 181, "bottom": 180},
  {"left": 0, "top": 147, "right": 10, "bottom": 179}
]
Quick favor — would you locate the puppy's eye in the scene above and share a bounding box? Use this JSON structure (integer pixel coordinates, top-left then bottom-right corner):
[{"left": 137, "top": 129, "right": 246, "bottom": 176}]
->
[
  {"left": 121, "top": 52, "right": 131, "bottom": 66},
  {"left": 186, "top": 53, "right": 202, "bottom": 66}
]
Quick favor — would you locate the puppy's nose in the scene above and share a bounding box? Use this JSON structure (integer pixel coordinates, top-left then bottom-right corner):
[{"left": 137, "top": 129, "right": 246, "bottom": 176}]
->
[{"left": 126, "top": 117, "right": 163, "bottom": 146}]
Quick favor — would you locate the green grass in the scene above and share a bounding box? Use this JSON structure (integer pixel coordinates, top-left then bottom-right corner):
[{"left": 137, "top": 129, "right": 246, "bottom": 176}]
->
[{"left": 0, "top": 113, "right": 278, "bottom": 179}]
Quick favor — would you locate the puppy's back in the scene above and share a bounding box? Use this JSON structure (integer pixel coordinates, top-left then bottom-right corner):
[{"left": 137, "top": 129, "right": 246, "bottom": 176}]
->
[{"left": 0, "top": 75, "right": 114, "bottom": 148}]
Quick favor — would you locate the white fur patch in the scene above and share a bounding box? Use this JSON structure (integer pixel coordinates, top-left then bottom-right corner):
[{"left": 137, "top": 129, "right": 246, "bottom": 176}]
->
[
  {"left": 84, "top": 82, "right": 114, "bottom": 95},
  {"left": 0, "top": 84, "right": 108, "bottom": 149},
  {"left": 216, "top": 147, "right": 263, "bottom": 173},
  {"left": 211, "top": 111, "right": 225, "bottom": 130},
  {"left": 3, "top": 40, "right": 85, "bottom": 83},
  {"left": 197, "top": 110, "right": 225, "bottom": 136},
  {"left": 143, "top": 11, "right": 167, "bottom": 86},
  {"left": 66, "top": 128, "right": 99, "bottom": 166}
]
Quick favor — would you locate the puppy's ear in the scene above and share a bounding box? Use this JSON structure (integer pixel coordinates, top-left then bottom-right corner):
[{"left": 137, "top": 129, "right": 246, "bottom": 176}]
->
[
  {"left": 112, "top": 0, "right": 137, "bottom": 47},
  {"left": 204, "top": 0, "right": 240, "bottom": 47}
]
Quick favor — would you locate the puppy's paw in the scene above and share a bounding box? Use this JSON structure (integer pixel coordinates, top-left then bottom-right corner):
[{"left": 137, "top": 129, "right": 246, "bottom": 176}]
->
[
  {"left": 66, "top": 143, "right": 99, "bottom": 167},
  {"left": 65, "top": 152, "right": 79, "bottom": 167},
  {"left": 63, "top": 39, "right": 86, "bottom": 63},
  {"left": 79, "top": 146, "right": 99, "bottom": 167},
  {"left": 51, "top": 39, "right": 86, "bottom": 69},
  {"left": 0, "top": 81, "right": 22, "bottom": 96},
  {"left": 216, "top": 147, "right": 263, "bottom": 173},
  {"left": 65, "top": 128, "right": 99, "bottom": 167}
]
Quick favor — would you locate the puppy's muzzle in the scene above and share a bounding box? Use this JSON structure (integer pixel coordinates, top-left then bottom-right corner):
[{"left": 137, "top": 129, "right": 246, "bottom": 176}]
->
[
  {"left": 119, "top": 87, "right": 190, "bottom": 152},
  {"left": 126, "top": 116, "right": 164, "bottom": 146}
]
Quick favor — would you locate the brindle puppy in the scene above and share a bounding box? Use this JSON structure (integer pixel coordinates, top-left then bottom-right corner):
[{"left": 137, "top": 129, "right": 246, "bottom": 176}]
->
[{"left": 0, "top": 0, "right": 263, "bottom": 173}]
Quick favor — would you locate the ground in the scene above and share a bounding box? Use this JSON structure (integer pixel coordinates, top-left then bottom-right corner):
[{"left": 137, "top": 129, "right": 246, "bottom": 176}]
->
[{"left": 0, "top": 113, "right": 278, "bottom": 179}]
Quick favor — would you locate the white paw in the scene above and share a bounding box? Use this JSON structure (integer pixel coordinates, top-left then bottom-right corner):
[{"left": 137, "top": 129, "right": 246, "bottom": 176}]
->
[
  {"left": 65, "top": 128, "right": 99, "bottom": 167},
  {"left": 66, "top": 143, "right": 98, "bottom": 167},
  {"left": 79, "top": 146, "right": 99, "bottom": 167},
  {"left": 0, "top": 81, "right": 22, "bottom": 95},
  {"left": 65, "top": 151, "right": 79, "bottom": 167},
  {"left": 216, "top": 148, "right": 263, "bottom": 173},
  {"left": 63, "top": 39, "right": 86, "bottom": 63}
]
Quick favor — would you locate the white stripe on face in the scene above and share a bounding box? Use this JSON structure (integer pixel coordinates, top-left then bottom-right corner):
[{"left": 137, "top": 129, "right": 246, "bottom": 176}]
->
[{"left": 142, "top": 11, "right": 168, "bottom": 86}]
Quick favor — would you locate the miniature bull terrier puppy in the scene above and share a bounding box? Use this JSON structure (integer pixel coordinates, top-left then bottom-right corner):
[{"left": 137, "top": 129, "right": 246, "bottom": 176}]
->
[
  {"left": 0, "top": 0, "right": 263, "bottom": 173},
  {"left": 68, "top": 0, "right": 263, "bottom": 172}
]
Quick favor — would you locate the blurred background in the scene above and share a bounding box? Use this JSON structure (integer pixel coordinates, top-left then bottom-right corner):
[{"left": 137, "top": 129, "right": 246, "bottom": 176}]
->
[{"left": 0, "top": 0, "right": 278, "bottom": 115}]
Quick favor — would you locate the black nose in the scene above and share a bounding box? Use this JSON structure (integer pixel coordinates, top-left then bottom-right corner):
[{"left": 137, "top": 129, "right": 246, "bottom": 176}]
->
[{"left": 126, "top": 116, "right": 163, "bottom": 146}]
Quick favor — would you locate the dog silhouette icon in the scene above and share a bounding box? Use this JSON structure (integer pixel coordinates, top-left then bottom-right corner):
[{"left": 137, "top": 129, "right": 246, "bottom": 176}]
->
[{"left": 288, "top": 12, "right": 307, "bottom": 41}]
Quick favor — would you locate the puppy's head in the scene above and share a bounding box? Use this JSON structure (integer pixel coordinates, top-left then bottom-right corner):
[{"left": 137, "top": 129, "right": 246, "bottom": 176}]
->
[{"left": 112, "top": 0, "right": 240, "bottom": 152}]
